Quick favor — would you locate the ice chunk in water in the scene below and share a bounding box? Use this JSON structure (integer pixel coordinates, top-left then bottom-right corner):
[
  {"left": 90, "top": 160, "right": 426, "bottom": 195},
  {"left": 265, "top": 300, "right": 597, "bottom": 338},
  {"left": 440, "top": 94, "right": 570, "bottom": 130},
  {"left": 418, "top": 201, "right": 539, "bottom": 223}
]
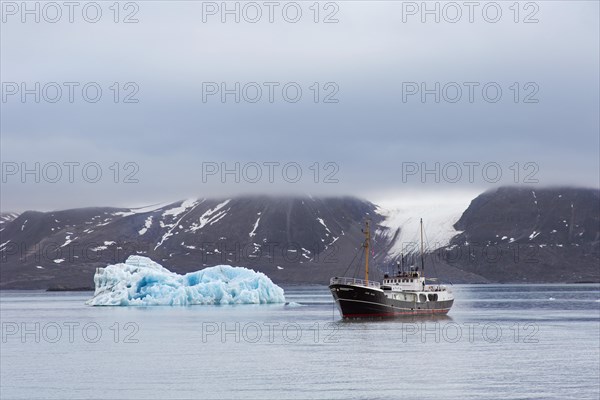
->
[{"left": 86, "top": 256, "right": 285, "bottom": 306}]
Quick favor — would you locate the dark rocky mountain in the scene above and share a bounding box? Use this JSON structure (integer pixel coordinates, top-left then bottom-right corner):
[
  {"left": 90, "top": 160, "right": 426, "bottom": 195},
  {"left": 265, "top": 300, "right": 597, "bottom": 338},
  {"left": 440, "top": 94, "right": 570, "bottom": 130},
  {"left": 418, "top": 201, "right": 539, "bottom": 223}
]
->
[
  {"left": 442, "top": 187, "right": 600, "bottom": 283},
  {"left": 0, "top": 187, "right": 598, "bottom": 289},
  {"left": 0, "top": 212, "right": 19, "bottom": 229},
  {"left": 0, "top": 197, "right": 393, "bottom": 288}
]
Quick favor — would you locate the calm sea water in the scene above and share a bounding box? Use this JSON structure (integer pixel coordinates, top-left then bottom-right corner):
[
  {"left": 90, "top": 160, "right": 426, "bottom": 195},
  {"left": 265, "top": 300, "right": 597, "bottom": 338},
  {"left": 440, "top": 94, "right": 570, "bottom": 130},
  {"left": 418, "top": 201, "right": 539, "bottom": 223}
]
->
[{"left": 1, "top": 284, "right": 599, "bottom": 400}]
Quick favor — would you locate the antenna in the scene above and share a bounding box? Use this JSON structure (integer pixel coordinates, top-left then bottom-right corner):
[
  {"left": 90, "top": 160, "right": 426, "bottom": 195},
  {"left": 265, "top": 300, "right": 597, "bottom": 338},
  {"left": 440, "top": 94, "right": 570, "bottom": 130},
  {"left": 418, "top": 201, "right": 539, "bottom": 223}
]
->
[
  {"left": 420, "top": 218, "right": 425, "bottom": 278},
  {"left": 364, "top": 220, "right": 370, "bottom": 284}
]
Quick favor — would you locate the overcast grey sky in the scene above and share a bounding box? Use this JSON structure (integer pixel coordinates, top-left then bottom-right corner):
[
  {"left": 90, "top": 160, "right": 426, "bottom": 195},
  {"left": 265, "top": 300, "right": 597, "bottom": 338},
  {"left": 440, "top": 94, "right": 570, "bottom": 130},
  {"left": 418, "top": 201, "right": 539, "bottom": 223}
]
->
[{"left": 1, "top": 1, "right": 598, "bottom": 212}]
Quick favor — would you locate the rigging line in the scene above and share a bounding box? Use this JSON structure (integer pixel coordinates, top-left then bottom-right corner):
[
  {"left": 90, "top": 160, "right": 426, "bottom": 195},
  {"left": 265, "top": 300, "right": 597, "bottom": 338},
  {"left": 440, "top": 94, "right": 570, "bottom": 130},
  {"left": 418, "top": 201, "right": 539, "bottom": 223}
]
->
[
  {"left": 365, "top": 227, "right": 385, "bottom": 281},
  {"left": 352, "top": 247, "right": 365, "bottom": 279},
  {"left": 341, "top": 243, "right": 364, "bottom": 278},
  {"left": 422, "top": 227, "right": 440, "bottom": 283},
  {"left": 353, "top": 249, "right": 365, "bottom": 280}
]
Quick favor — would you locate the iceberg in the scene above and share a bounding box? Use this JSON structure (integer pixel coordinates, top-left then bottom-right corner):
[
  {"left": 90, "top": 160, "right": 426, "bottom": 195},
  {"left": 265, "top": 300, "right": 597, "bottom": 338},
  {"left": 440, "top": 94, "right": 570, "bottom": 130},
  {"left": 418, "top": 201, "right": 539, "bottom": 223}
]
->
[{"left": 86, "top": 256, "right": 285, "bottom": 306}]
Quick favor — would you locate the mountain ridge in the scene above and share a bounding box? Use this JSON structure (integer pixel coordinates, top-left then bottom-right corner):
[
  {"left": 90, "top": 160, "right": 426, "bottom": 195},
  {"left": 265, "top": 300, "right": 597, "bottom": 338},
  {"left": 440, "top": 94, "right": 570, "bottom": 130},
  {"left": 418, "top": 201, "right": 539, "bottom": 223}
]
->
[{"left": 1, "top": 187, "right": 598, "bottom": 288}]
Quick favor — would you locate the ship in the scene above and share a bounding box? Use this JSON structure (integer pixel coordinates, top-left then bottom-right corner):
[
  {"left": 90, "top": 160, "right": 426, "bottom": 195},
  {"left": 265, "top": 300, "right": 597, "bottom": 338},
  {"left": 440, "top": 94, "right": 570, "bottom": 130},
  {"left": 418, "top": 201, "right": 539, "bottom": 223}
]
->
[{"left": 329, "top": 219, "right": 454, "bottom": 318}]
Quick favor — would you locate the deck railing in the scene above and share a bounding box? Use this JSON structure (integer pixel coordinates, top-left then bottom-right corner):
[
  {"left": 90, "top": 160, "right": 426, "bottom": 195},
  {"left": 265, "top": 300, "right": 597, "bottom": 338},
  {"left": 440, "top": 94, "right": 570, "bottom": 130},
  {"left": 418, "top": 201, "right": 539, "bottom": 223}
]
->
[{"left": 330, "top": 277, "right": 381, "bottom": 289}]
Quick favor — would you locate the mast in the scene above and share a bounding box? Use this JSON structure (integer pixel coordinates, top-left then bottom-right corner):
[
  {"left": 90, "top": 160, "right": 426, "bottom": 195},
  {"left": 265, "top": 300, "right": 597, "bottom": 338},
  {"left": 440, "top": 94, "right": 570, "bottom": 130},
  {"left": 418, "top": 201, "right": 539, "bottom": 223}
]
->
[
  {"left": 400, "top": 252, "right": 404, "bottom": 273},
  {"left": 420, "top": 218, "right": 425, "bottom": 277},
  {"left": 364, "top": 220, "right": 370, "bottom": 283}
]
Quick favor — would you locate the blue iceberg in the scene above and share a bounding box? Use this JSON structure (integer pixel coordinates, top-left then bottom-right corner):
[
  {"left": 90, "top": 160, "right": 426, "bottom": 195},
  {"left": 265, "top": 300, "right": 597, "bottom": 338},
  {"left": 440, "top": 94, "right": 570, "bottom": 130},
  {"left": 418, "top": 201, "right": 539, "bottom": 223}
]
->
[{"left": 86, "top": 256, "right": 285, "bottom": 306}]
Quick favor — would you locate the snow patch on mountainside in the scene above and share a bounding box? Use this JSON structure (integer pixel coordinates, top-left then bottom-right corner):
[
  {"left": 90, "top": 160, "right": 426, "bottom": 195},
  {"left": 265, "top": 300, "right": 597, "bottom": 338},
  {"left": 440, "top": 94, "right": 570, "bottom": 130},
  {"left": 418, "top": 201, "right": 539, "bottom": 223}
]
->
[
  {"left": 153, "top": 200, "right": 204, "bottom": 250},
  {"left": 317, "top": 217, "right": 331, "bottom": 234},
  {"left": 190, "top": 200, "right": 231, "bottom": 232},
  {"left": 377, "top": 195, "right": 472, "bottom": 258},
  {"left": 113, "top": 201, "right": 175, "bottom": 217},
  {"left": 163, "top": 199, "right": 199, "bottom": 218},
  {"left": 139, "top": 216, "right": 153, "bottom": 235},
  {"left": 249, "top": 216, "right": 261, "bottom": 237},
  {"left": 60, "top": 233, "right": 78, "bottom": 248}
]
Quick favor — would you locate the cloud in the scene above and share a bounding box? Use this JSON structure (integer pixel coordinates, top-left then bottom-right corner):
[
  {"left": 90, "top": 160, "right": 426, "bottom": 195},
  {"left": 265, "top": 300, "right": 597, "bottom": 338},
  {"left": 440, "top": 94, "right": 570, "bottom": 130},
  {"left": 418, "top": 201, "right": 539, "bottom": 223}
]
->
[{"left": 1, "top": 1, "right": 598, "bottom": 211}]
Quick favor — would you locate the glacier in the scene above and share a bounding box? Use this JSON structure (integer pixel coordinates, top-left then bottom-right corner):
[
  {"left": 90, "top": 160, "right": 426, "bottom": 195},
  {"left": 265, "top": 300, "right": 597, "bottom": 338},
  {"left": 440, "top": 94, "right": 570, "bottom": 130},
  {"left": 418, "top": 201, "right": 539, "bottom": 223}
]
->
[{"left": 86, "top": 256, "right": 285, "bottom": 306}]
